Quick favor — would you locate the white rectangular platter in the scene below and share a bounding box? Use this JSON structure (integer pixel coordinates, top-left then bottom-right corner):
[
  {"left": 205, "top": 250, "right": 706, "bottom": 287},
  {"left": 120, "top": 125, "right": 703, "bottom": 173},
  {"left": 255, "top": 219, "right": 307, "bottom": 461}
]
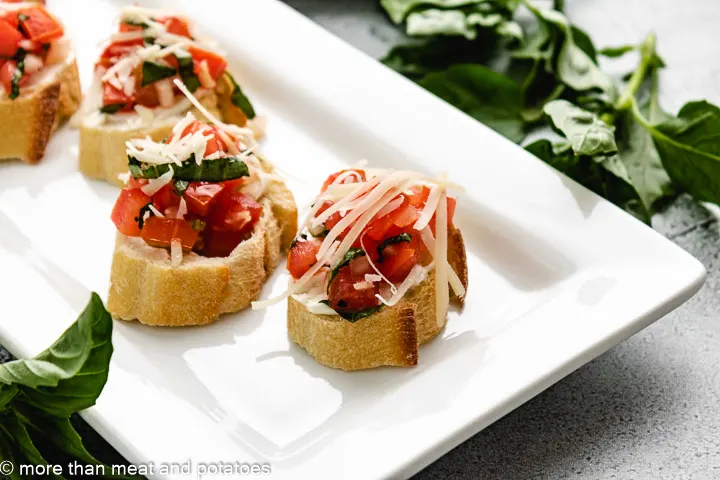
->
[{"left": 0, "top": 0, "right": 706, "bottom": 479}]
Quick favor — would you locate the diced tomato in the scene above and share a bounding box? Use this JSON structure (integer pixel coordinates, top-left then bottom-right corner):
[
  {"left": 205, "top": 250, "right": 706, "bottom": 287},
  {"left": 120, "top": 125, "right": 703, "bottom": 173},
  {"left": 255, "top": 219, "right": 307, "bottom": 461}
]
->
[
  {"left": 429, "top": 196, "right": 457, "bottom": 235},
  {"left": 152, "top": 184, "right": 181, "bottom": 214},
  {"left": 407, "top": 185, "right": 431, "bottom": 207},
  {"left": 133, "top": 82, "right": 160, "bottom": 108},
  {"left": 320, "top": 169, "right": 366, "bottom": 193},
  {"left": 0, "top": 60, "right": 25, "bottom": 94},
  {"left": 377, "top": 242, "right": 417, "bottom": 283},
  {"left": 102, "top": 82, "right": 132, "bottom": 108},
  {"left": 159, "top": 16, "right": 191, "bottom": 38},
  {"left": 140, "top": 217, "right": 199, "bottom": 251},
  {"left": 287, "top": 238, "right": 321, "bottom": 279},
  {"left": 127, "top": 177, "right": 148, "bottom": 188},
  {"left": 97, "top": 41, "right": 141, "bottom": 69},
  {"left": 327, "top": 268, "right": 380, "bottom": 313},
  {"left": 18, "top": 6, "right": 63, "bottom": 43},
  {"left": 119, "top": 22, "right": 143, "bottom": 33},
  {"left": 0, "top": 20, "right": 23, "bottom": 57},
  {"left": 207, "top": 190, "right": 262, "bottom": 233},
  {"left": 184, "top": 182, "right": 225, "bottom": 216},
  {"left": 188, "top": 46, "right": 227, "bottom": 79},
  {"left": 349, "top": 254, "right": 373, "bottom": 278},
  {"left": 110, "top": 188, "right": 152, "bottom": 237},
  {"left": 1, "top": 11, "right": 20, "bottom": 30},
  {"left": 365, "top": 197, "right": 420, "bottom": 241},
  {"left": 202, "top": 229, "right": 248, "bottom": 258}
]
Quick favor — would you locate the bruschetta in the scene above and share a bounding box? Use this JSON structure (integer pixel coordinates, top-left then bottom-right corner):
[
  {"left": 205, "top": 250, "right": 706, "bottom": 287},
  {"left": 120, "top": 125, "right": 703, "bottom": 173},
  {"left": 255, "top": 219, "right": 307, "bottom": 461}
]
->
[
  {"left": 77, "top": 5, "right": 262, "bottom": 187},
  {"left": 107, "top": 80, "right": 297, "bottom": 327},
  {"left": 254, "top": 167, "right": 468, "bottom": 370},
  {"left": 0, "top": 2, "right": 81, "bottom": 163}
]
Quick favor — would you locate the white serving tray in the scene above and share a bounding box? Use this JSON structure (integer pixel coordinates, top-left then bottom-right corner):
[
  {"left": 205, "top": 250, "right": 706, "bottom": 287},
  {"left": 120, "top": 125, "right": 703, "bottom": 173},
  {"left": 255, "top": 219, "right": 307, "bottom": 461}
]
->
[{"left": 0, "top": 1, "right": 705, "bottom": 479}]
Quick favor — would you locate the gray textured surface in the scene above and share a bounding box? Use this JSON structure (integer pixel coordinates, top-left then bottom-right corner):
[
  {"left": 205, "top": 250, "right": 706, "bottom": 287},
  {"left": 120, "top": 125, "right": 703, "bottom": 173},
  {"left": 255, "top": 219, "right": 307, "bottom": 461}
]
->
[{"left": 2, "top": 0, "right": 719, "bottom": 478}]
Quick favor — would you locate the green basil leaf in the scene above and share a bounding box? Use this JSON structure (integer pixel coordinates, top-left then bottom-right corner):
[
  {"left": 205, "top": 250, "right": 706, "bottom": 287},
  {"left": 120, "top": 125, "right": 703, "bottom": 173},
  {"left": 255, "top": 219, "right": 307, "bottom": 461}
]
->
[
  {"left": 9, "top": 48, "right": 26, "bottom": 100},
  {"left": 381, "top": 0, "right": 484, "bottom": 24},
  {"left": 526, "top": 139, "right": 649, "bottom": 223},
  {"left": 122, "top": 19, "right": 148, "bottom": 29},
  {"left": 376, "top": 233, "right": 412, "bottom": 263},
  {"left": 338, "top": 306, "right": 383, "bottom": 323},
  {"left": 2, "top": 411, "right": 51, "bottom": 474},
  {"left": 599, "top": 45, "right": 635, "bottom": 58},
  {"left": 638, "top": 100, "right": 720, "bottom": 205},
  {"left": 0, "top": 293, "right": 113, "bottom": 417},
  {"left": 419, "top": 64, "right": 525, "bottom": 143},
  {"left": 225, "top": 73, "right": 256, "bottom": 119},
  {"left": 544, "top": 99, "right": 617, "bottom": 155},
  {"left": 326, "top": 248, "right": 365, "bottom": 291},
  {"left": 0, "top": 423, "right": 23, "bottom": 480},
  {"left": 128, "top": 154, "right": 250, "bottom": 182},
  {"left": 141, "top": 61, "right": 177, "bottom": 87},
  {"left": 404, "top": 5, "right": 521, "bottom": 42},
  {"left": 173, "top": 179, "right": 189, "bottom": 196},
  {"left": 0, "top": 385, "right": 18, "bottom": 411},
  {"left": 174, "top": 49, "right": 200, "bottom": 93},
  {"left": 99, "top": 104, "right": 125, "bottom": 114}
]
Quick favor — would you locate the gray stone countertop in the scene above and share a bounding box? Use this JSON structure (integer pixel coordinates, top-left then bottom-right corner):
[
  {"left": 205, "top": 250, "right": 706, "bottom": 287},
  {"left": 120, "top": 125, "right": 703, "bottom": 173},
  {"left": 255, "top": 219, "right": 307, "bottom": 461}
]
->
[{"left": 1, "top": 1, "right": 719, "bottom": 478}]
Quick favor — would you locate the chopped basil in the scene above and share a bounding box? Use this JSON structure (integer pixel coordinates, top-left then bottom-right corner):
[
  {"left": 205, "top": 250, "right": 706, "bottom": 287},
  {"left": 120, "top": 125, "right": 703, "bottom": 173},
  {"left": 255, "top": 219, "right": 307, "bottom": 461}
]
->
[
  {"left": 376, "top": 233, "right": 412, "bottom": 263},
  {"left": 173, "top": 179, "right": 189, "bottom": 196},
  {"left": 326, "top": 248, "right": 366, "bottom": 291},
  {"left": 134, "top": 202, "right": 155, "bottom": 229},
  {"left": 9, "top": 49, "right": 26, "bottom": 100},
  {"left": 141, "top": 61, "right": 177, "bottom": 87},
  {"left": 190, "top": 219, "right": 206, "bottom": 231},
  {"left": 290, "top": 233, "right": 308, "bottom": 249},
  {"left": 174, "top": 49, "right": 201, "bottom": 93},
  {"left": 224, "top": 72, "right": 256, "bottom": 119},
  {"left": 338, "top": 306, "right": 383, "bottom": 323},
  {"left": 128, "top": 154, "right": 250, "bottom": 182},
  {"left": 122, "top": 19, "right": 149, "bottom": 29},
  {"left": 99, "top": 103, "right": 125, "bottom": 114}
]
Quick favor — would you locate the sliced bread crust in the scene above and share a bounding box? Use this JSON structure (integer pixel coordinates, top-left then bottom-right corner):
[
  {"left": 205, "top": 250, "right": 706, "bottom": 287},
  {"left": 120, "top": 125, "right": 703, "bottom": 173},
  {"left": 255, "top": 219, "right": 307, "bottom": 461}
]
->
[
  {"left": 288, "top": 226, "right": 468, "bottom": 370},
  {"left": 0, "top": 55, "right": 81, "bottom": 164},
  {"left": 107, "top": 167, "right": 298, "bottom": 326}
]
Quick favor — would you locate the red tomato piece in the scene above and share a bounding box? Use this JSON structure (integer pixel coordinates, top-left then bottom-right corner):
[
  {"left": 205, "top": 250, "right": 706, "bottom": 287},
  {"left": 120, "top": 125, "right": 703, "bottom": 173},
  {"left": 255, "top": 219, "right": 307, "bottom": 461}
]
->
[
  {"left": 407, "top": 185, "right": 431, "bottom": 207},
  {"left": 287, "top": 238, "right": 321, "bottom": 279},
  {"left": 221, "top": 177, "right": 246, "bottom": 193},
  {"left": 320, "top": 169, "right": 366, "bottom": 192},
  {"left": 140, "top": 217, "right": 199, "bottom": 251},
  {"left": 119, "top": 22, "right": 143, "bottom": 33},
  {"left": 207, "top": 190, "right": 262, "bottom": 233},
  {"left": 159, "top": 16, "right": 191, "bottom": 38},
  {"left": 18, "top": 7, "right": 63, "bottom": 43},
  {"left": 429, "top": 196, "right": 457, "bottom": 235},
  {"left": 0, "top": 20, "right": 22, "bottom": 57},
  {"left": 133, "top": 82, "right": 160, "bottom": 108},
  {"left": 96, "top": 41, "right": 141, "bottom": 69},
  {"left": 184, "top": 182, "right": 225, "bottom": 216},
  {"left": 110, "top": 188, "right": 152, "bottom": 237},
  {"left": 377, "top": 243, "right": 417, "bottom": 283},
  {"left": 127, "top": 177, "right": 148, "bottom": 189},
  {"left": 202, "top": 229, "right": 250, "bottom": 258},
  {"left": 152, "top": 184, "right": 181, "bottom": 215},
  {"left": 188, "top": 46, "right": 227, "bottom": 79},
  {"left": 328, "top": 268, "right": 380, "bottom": 313},
  {"left": 102, "top": 82, "right": 132, "bottom": 108},
  {"left": 1, "top": 10, "right": 19, "bottom": 30}
]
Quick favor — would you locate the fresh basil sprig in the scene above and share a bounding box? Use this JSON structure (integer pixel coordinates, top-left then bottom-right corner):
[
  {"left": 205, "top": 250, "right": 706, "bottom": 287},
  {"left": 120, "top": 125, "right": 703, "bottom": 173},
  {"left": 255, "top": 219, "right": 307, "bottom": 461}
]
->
[
  {"left": 0, "top": 294, "right": 134, "bottom": 479},
  {"left": 128, "top": 154, "right": 249, "bottom": 182},
  {"left": 141, "top": 61, "right": 177, "bottom": 87}
]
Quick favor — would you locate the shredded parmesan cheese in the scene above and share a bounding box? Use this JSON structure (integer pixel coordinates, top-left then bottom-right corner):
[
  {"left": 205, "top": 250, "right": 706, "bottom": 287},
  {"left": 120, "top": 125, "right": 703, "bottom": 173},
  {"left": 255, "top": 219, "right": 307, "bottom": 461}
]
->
[
  {"left": 170, "top": 239, "right": 183, "bottom": 266},
  {"left": 413, "top": 184, "right": 443, "bottom": 231},
  {"left": 141, "top": 167, "right": 174, "bottom": 196}
]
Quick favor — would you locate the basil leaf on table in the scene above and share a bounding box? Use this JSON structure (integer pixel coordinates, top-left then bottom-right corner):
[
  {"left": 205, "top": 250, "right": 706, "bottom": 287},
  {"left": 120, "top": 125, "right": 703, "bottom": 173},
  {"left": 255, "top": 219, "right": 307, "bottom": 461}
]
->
[
  {"left": 141, "top": 61, "right": 177, "bottom": 87},
  {"left": 405, "top": 5, "right": 521, "bottom": 41},
  {"left": 544, "top": 99, "right": 617, "bottom": 155},
  {"left": 129, "top": 155, "right": 250, "bottom": 182},
  {"left": 381, "top": 0, "right": 487, "bottom": 24},
  {"left": 525, "top": 139, "right": 649, "bottom": 222},
  {"left": 2, "top": 411, "right": 50, "bottom": 471},
  {"left": 599, "top": 45, "right": 635, "bottom": 58},
  {"left": 0, "top": 384, "right": 18, "bottom": 410},
  {"left": 419, "top": 64, "right": 525, "bottom": 142},
  {"left": 638, "top": 100, "right": 720, "bottom": 205},
  {"left": 0, "top": 425, "right": 23, "bottom": 480}
]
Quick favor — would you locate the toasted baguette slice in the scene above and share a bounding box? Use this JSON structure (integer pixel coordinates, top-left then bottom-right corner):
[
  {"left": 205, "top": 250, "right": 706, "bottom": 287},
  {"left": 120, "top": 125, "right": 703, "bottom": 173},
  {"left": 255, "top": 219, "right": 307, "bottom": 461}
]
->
[
  {"left": 288, "top": 226, "right": 468, "bottom": 371},
  {"left": 0, "top": 54, "right": 81, "bottom": 164},
  {"left": 107, "top": 162, "right": 297, "bottom": 326}
]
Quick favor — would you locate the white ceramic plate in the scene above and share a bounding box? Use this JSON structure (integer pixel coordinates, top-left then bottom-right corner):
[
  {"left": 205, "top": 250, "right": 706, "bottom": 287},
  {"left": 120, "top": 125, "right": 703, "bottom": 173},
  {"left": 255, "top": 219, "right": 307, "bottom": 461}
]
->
[{"left": 0, "top": 1, "right": 706, "bottom": 479}]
